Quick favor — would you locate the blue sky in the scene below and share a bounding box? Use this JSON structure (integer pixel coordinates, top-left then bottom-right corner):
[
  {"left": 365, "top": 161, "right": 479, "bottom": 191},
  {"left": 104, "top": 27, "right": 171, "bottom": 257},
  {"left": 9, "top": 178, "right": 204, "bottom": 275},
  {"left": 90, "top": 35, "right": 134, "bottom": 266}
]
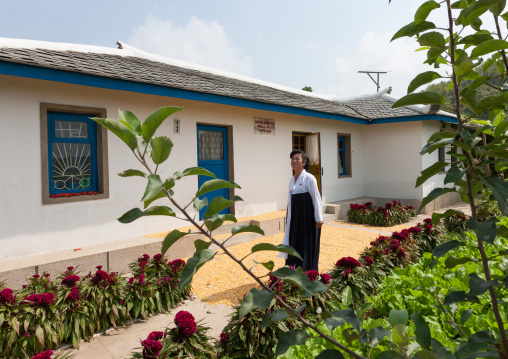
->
[{"left": 1, "top": 0, "right": 432, "bottom": 98}]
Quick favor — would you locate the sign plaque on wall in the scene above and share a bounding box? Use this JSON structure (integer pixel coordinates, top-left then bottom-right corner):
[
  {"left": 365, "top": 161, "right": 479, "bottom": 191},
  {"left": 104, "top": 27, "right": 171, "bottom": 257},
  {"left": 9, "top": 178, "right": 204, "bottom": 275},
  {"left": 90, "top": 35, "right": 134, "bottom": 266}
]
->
[{"left": 253, "top": 117, "right": 275, "bottom": 135}]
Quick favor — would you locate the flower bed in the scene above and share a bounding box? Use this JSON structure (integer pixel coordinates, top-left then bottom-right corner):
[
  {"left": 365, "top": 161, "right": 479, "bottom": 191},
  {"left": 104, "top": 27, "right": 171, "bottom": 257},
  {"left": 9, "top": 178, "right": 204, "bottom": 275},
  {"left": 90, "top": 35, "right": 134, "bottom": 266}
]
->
[
  {"left": 347, "top": 200, "right": 416, "bottom": 227},
  {"left": 0, "top": 254, "right": 190, "bottom": 359}
]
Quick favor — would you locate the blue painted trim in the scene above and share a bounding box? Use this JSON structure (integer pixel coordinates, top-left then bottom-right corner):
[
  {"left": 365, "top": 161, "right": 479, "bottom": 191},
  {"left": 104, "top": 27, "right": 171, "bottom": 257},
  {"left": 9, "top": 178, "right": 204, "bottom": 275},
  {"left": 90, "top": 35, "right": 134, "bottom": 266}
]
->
[
  {"left": 0, "top": 61, "right": 457, "bottom": 125},
  {"left": 370, "top": 114, "right": 457, "bottom": 124}
]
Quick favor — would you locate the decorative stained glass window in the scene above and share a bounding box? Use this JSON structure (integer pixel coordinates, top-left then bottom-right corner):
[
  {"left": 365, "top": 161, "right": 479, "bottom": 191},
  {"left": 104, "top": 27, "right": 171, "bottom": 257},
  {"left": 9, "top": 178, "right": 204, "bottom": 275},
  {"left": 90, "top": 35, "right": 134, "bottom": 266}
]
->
[{"left": 47, "top": 112, "right": 98, "bottom": 195}]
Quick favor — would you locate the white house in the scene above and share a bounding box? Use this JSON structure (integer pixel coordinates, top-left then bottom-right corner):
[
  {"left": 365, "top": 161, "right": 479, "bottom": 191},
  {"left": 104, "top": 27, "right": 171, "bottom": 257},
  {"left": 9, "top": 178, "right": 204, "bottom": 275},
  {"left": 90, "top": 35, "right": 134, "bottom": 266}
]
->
[{"left": 0, "top": 38, "right": 458, "bottom": 284}]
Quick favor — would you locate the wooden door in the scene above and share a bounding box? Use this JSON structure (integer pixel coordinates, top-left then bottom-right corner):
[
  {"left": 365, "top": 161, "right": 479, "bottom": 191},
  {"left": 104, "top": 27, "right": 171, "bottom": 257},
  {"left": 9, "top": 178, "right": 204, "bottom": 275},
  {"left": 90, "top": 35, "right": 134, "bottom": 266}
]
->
[{"left": 305, "top": 133, "right": 322, "bottom": 194}]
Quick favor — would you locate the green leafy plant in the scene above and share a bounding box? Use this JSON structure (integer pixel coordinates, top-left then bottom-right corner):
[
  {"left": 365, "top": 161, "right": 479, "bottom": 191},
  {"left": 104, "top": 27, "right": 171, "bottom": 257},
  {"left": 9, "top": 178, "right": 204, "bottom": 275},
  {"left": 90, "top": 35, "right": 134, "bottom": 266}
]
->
[{"left": 476, "top": 187, "right": 503, "bottom": 222}]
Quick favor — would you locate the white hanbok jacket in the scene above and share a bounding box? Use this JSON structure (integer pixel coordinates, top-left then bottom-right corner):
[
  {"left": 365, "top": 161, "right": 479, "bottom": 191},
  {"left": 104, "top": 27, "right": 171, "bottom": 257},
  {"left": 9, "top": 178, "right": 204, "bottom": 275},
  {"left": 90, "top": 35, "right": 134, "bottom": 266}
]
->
[{"left": 279, "top": 170, "right": 323, "bottom": 259}]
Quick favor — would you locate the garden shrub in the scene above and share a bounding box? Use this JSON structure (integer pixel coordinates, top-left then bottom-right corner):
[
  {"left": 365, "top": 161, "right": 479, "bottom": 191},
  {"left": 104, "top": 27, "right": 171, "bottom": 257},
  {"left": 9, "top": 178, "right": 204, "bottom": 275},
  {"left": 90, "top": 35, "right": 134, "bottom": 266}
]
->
[
  {"left": 442, "top": 211, "right": 468, "bottom": 234},
  {"left": 476, "top": 188, "right": 502, "bottom": 222},
  {"left": 347, "top": 200, "right": 416, "bottom": 227},
  {"left": 217, "top": 270, "right": 336, "bottom": 359},
  {"left": 130, "top": 311, "right": 215, "bottom": 359}
]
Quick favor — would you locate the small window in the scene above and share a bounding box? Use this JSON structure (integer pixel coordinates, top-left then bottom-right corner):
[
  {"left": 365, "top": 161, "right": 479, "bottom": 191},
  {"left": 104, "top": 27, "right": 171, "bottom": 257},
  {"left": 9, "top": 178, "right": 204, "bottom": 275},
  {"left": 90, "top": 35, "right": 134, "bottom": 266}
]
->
[
  {"left": 337, "top": 134, "right": 351, "bottom": 177},
  {"left": 41, "top": 104, "right": 109, "bottom": 204}
]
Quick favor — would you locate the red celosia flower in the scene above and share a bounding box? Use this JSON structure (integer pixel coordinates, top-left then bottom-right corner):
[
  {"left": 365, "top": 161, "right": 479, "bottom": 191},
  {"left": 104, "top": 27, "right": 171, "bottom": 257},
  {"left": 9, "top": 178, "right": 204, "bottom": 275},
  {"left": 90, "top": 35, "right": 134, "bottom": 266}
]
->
[
  {"left": 364, "top": 256, "right": 374, "bottom": 266},
  {"left": 400, "top": 229, "right": 410, "bottom": 237},
  {"left": 138, "top": 274, "right": 145, "bottom": 285},
  {"left": 31, "top": 350, "right": 53, "bottom": 359},
  {"left": 22, "top": 293, "right": 55, "bottom": 307},
  {"left": 344, "top": 268, "right": 352, "bottom": 279},
  {"left": 174, "top": 311, "right": 197, "bottom": 337},
  {"left": 305, "top": 270, "right": 319, "bottom": 282},
  {"left": 0, "top": 288, "right": 14, "bottom": 305},
  {"left": 392, "top": 232, "right": 407, "bottom": 242},
  {"left": 376, "top": 236, "right": 388, "bottom": 243},
  {"left": 128, "top": 277, "right": 135, "bottom": 285},
  {"left": 32, "top": 275, "right": 40, "bottom": 280},
  {"left": 373, "top": 250, "right": 380, "bottom": 256},
  {"left": 220, "top": 332, "right": 228, "bottom": 349},
  {"left": 67, "top": 286, "right": 80, "bottom": 302},
  {"left": 24, "top": 332, "right": 30, "bottom": 338},
  {"left": 139, "top": 261, "right": 147, "bottom": 271},
  {"left": 385, "top": 203, "right": 393, "bottom": 209},
  {"left": 96, "top": 265, "right": 103, "bottom": 270},
  {"left": 67, "top": 266, "right": 74, "bottom": 271},
  {"left": 320, "top": 273, "right": 331, "bottom": 284},
  {"left": 365, "top": 202, "right": 373, "bottom": 207},
  {"left": 141, "top": 339, "right": 163, "bottom": 359},
  {"left": 170, "top": 259, "right": 186, "bottom": 272},
  {"left": 147, "top": 331, "right": 166, "bottom": 341},
  {"left": 62, "top": 275, "right": 81, "bottom": 287},
  {"left": 390, "top": 239, "right": 401, "bottom": 252},
  {"left": 425, "top": 224, "right": 433, "bottom": 233},
  {"left": 153, "top": 254, "right": 164, "bottom": 263},
  {"left": 398, "top": 248, "right": 406, "bottom": 258},
  {"left": 383, "top": 248, "right": 390, "bottom": 254},
  {"left": 423, "top": 218, "right": 432, "bottom": 224},
  {"left": 91, "top": 270, "right": 111, "bottom": 286},
  {"left": 138, "top": 254, "right": 150, "bottom": 263},
  {"left": 336, "top": 257, "right": 361, "bottom": 269}
]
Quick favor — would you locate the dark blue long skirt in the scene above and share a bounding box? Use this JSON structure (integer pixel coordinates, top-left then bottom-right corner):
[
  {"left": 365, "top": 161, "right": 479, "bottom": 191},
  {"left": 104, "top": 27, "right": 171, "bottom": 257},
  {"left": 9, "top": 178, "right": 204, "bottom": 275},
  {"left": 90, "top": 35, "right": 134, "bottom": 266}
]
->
[{"left": 285, "top": 192, "right": 321, "bottom": 271}]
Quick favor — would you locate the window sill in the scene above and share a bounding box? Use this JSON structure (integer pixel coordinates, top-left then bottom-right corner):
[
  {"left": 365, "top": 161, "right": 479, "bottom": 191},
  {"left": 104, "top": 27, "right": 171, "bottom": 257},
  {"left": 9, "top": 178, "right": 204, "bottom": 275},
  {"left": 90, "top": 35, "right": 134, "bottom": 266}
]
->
[
  {"left": 338, "top": 174, "right": 352, "bottom": 179},
  {"left": 42, "top": 192, "right": 109, "bottom": 205}
]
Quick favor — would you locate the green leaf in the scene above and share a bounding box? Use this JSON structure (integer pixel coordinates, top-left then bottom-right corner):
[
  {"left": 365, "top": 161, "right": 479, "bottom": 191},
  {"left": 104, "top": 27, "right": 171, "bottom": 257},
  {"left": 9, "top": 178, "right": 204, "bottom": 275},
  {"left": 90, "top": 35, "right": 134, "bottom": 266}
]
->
[
  {"left": 392, "top": 92, "right": 444, "bottom": 108},
  {"left": 194, "top": 239, "right": 211, "bottom": 252},
  {"left": 357, "top": 302, "right": 374, "bottom": 317},
  {"left": 91, "top": 117, "right": 138, "bottom": 150},
  {"left": 392, "top": 323, "right": 409, "bottom": 346},
  {"left": 475, "top": 89, "right": 508, "bottom": 114},
  {"left": 204, "top": 215, "right": 225, "bottom": 232},
  {"left": 328, "top": 309, "right": 361, "bottom": 332},
  {"left": 161, "top": 229, "right": 188, "bottom": 255},
  {"left": 432, "top": 209, "right": 464, "bottom": 224},
  {"left": 142, "top": 177, "right": 174, "bottom": 209},
  {"left": 461, "top": 308, "right": 475, "bottom": 324},
  {"left": 459, "top": 0, "right": 506, "bottom": 25},
  {"left": 253, "top": 259, "right": 275, "bottom": 271},
  {"left": 118, "top": 169, "right": 146, "bottom": 177},
  {"left": 141, "top": 106, "right": 183, "bottom": 142},
  {"left": 178, "top": 249, "right": 215, "bottom": 292},
  {"left": 417, "top": 32, "right": 446, "bottom": 49},
  {"left": 458, "top": 33, "right": 494, "bottom": 45},
  {"left": 471, "top": 39, "right": 508, "bottom": 58},
  {"left": 482, "top": 176, "right": 508, "bottom": 215},
  {"left": 140, "top": 174, "right": 164, "bottom": 202},
  {"left": 389, "top": 309, "right": 409, "bottom": 327},
  {"left": 342, "top": 286, "right": 353, "bottom": 308},
  {"left": 416, "top": 162, "right": 448, "bottom": 187},
  {"left": 251, "top": 243, "right": 301, "bottom": 259},
  {"left": 468, "top": 273, "right": 499, "bottom": 296},
  {"left": 490, "top": 0, "right": 507, "bottom": 15},
  {"left": 467, "top": 217, "right": 498, "bottom": 244},
  {"left": 261, "top": 308, "right": 292, "bottom": 328},
  {"left": 196, "top": 179, "right": 241, "bottom": 197},
  {"left": 193, "top": 197, "right": 208, "bottom": 212},
  {"left": 391, "top": 21, "right": 436, "bottom": 41},
  {"left": 369, "top": 326, "right": 391, "bottom": 347},
  {"left": 118, "top": 109, "right": 142, "bottom": 136},
  {"left": 270, "top": 267, "right": 329, "bottom": 296},
  {"left": 118, "top": 206, "right": 175, "bottom": 224},
  {"left": 444, "top": 166, "right": 467, "bottom": 185},
  {"left": 204, "top": 196, "right": 236, "bottom": 219},
  {"left": 174, "top": 166, "right": 216, "bottom": 180},
  {"left": 315, "top": 349, "right": 345, "bottom": 359},
  {"left": 430, "top": 240, "right": 465, "bottom": 268},
  {"left": 445, "top": 255, "right": 477, "bottom": 269},
  {"left": 411, "top": 312, "right": 431, "bottom": 349},
  {"left": 238, "top": 288, "right": 272, "bottom": 318},
  {"left": 408, "top": 71, "right": 443, "bottom": 94},
  {"left": 376, "top": 351, "right": 404, "bottom": 359},
  {"left": 415, "top": 1, "right": 441, "bottom": 21},
  {"left": 150, "top": 136, "right": 173, "bottom": 165},
  {"left": 453, "top": 54, "right": 475, "bottom": 77},
  {"left": 232, "top": 224, "right": 265, "bottom": 236},
  {"left": 419, "top": 187, "right": 456, "bottom": 212},
  {"left": 275, "top": 329, "right": 309, "bottom": 355},
  {"left": 444, "top": 291, "right": 481, "bottom": 305},
  {"left": 416, "top": 350, "right": 439, "bottom": 359}
]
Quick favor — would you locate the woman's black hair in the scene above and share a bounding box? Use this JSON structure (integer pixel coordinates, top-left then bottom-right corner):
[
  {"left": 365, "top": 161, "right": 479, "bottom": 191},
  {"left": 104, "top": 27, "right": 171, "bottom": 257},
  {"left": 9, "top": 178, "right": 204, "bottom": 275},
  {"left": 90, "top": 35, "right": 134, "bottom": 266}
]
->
[{"left": 290, "top": 149, "right": 310, "bottom": 171}]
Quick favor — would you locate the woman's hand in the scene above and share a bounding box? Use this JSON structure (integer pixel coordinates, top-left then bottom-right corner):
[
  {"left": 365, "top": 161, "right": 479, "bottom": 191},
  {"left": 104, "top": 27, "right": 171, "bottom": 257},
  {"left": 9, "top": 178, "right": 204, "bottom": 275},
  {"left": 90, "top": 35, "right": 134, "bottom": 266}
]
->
[{"left": 316, "top": 221, "right": 323, "bottom": 228}]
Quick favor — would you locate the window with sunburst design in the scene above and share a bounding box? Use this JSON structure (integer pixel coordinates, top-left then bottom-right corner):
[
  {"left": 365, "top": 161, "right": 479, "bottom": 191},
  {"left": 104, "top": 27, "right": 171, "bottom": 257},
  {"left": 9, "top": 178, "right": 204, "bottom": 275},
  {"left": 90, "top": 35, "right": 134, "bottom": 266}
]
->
[{"left": 47, "top": 112, "right": 98, "bottom": 194}]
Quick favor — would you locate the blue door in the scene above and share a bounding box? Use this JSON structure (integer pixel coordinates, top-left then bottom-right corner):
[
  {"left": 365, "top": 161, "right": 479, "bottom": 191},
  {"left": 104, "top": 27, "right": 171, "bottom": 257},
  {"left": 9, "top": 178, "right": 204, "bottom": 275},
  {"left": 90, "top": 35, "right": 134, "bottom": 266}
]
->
[{"left": 197, "top": 124, "right": 229, "bottom": 219}]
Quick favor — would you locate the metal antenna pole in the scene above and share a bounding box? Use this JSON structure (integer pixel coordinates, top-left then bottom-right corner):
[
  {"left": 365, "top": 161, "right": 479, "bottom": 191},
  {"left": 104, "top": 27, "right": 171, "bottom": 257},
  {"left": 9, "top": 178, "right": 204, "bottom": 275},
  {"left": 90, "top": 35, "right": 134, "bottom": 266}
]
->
[{"left": 358, "top": 71, "right": 389, "bottom": 92}]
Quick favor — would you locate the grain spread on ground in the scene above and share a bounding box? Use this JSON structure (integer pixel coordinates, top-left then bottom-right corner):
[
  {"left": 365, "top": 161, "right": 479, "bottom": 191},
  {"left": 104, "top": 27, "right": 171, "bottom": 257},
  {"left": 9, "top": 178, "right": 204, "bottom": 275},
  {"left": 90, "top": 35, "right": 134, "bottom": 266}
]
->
[{"left": 146, "top": 211, "right": 412, "bottom": 306}]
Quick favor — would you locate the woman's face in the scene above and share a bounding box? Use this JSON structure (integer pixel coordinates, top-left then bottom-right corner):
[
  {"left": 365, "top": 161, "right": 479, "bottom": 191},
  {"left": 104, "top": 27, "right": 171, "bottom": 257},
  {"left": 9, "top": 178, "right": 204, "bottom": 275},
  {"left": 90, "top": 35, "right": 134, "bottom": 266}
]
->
[{"left": 291, "top": 154, "right": 305, "bottom": 171}]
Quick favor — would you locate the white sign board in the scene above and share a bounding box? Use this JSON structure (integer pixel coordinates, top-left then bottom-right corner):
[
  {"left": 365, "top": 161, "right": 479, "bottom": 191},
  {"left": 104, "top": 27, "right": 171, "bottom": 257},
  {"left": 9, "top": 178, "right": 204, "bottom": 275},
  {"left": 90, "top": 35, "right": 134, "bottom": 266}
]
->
[{"left": 253, "top": 117, "right": 275, "bottom": 135}]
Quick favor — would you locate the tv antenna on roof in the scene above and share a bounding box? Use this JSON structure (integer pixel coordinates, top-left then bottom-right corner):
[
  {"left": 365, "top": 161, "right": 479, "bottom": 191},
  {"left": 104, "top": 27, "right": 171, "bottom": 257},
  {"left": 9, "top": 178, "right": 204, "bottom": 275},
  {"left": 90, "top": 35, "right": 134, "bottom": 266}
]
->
[{"left": 358, "top": 71, "right": 389, "bottom": 92}]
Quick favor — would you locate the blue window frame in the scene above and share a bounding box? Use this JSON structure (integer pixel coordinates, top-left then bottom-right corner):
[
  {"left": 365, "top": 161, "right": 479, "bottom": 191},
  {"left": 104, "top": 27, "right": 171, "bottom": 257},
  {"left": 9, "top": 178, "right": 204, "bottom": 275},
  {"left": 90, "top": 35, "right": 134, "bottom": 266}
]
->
[
  {"left": 47, "top": 112, "right": 98, "bottom": 195},
  {"left": 338, "top": 136, "right": 347, "bottom": 176}
]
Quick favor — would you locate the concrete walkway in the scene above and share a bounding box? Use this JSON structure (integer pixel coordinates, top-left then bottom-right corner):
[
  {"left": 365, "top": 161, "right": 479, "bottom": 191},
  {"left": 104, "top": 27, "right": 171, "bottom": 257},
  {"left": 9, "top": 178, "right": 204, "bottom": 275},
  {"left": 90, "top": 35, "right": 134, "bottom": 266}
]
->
[{"left": 59, "top": 202, "right": 472, "bottom": 358}]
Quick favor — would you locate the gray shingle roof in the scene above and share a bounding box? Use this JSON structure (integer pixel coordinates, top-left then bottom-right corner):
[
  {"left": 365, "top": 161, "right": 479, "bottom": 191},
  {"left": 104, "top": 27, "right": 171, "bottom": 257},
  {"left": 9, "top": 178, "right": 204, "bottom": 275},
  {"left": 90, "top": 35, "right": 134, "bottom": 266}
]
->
[{"left": 0, "top": 43, "right": 453, "bottom": 121}]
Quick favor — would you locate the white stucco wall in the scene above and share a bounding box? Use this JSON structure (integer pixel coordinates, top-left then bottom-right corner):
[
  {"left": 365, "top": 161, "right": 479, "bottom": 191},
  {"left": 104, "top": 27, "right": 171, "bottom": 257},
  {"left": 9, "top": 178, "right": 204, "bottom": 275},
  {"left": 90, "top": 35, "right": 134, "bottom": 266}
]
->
[
  {"left": 362, "top": 121, "right": 426, "bottom": 199},
  {"left": 0, "top": 75, "right": 372, "bottom": 260}
]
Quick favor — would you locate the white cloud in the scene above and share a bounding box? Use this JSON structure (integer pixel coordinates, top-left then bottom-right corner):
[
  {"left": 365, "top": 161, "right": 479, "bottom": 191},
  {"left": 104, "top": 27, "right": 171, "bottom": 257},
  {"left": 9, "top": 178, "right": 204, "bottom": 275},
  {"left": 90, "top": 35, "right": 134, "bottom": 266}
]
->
[
  {"left": 322, "top": 31, "right": 441, "bottom": 98},
  {"left": 127, "top": 16, "right": 253, "bottom": 76}
]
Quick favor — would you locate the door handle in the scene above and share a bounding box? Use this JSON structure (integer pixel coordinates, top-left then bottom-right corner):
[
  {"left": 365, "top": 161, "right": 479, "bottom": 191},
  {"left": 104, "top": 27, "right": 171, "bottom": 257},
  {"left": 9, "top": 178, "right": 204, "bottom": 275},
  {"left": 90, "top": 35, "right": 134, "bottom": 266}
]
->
[{"left": 321, "top": 167, "right": 324, "bottom": 176}]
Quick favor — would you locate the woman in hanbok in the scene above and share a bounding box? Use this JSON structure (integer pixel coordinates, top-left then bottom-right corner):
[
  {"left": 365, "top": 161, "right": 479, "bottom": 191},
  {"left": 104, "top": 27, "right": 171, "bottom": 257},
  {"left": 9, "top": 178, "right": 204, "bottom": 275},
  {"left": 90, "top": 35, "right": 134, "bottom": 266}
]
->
[{"left": 280, "top": 150, "right": 323, "bottom": 271}]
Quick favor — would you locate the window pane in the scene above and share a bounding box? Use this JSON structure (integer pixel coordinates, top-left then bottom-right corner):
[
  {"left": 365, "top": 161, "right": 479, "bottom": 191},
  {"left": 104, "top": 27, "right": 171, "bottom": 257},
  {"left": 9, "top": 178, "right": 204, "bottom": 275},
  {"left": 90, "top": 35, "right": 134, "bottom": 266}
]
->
[
  {"left": 55, "top": 120, "right": 88, "bottom": 139},
  {"left": 339, "top": 151, "right": 344, "bottom": 174},
  {"left": 199, "top": 130, "right": 224, "bottom": 160},
  {"left": 52, "top": 143, "right": 92, "bottom": 190}
]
